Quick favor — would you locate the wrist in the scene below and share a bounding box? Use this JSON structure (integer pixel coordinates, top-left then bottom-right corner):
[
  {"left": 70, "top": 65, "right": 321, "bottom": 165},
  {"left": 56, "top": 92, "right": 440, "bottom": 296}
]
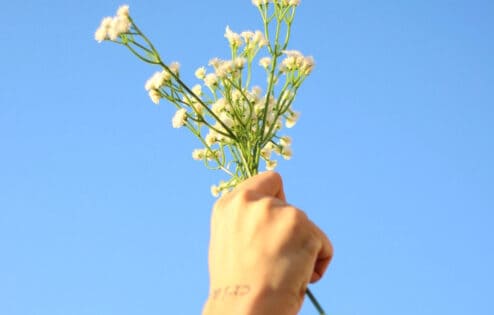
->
[{"left": 202, "top": 284, "right": 301, "bottom": 315}]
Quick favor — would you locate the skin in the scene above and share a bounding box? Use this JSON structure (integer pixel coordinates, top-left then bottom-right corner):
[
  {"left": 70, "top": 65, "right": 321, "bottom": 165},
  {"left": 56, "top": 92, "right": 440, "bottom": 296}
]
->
[{"left": 202, "top": 171, "right": 333, "bottom": 315}]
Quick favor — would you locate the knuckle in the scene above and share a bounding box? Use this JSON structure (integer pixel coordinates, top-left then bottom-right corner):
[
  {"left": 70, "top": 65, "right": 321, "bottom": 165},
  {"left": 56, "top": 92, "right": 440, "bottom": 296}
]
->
[
  {"left": 251, "top": 197, "right": 282, "bottom": 221},
  {"left": 273, "top": 207, "right": 306, "bottom": 239},
  {"left": 284, "top": 206, "right": 308, "bottom": 226},
  {"left": 264, "top": 171, "right": 283, "bottom": 187},
  {"left": 214, "top": 187, "right": 256, "bottom": 213},
  {"left": 304, "top": 232, "right": 321, "bottom": 256},
  {"left": 233, "top": 188, "right": 258, "bottom": 206},
  {"left": 257, "top": 195, "right": 282, "bottom": 210}
]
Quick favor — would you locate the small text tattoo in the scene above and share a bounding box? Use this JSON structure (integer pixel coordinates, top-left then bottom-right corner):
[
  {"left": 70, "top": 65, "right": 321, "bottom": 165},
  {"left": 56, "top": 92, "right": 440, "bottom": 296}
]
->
[{"left": 210, "top": 285, "right": 251, "bottom": 300}]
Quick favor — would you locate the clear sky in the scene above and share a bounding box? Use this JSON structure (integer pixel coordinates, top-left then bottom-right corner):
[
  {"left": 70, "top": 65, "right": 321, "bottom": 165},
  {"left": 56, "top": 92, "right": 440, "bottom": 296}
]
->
[{"left": 1, "top": 1, "right": 493, "bottom": 314}]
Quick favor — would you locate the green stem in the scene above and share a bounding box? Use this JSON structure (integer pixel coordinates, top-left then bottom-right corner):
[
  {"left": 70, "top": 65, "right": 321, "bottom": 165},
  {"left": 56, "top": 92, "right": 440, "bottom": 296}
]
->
[
  {"left": 282, "top": 19, "right": 293, "bottom": 50},
  {"left": 124, "top": 43, "right": 159, "bottom": 64},
  {"left": 245, "top": 63, "right": 251, "bottom": 90},
  {"left": 239, "top": 147, "right": 253, "bottom": 178},
  {"left": 130, "top": 20, "right": 161, "bottom": 61},
  {"left": 129, "top": 39, "right": 154, "bottom": 55},
  {"left": 306, "top": 288, "right": 326, "bottom": 315}
]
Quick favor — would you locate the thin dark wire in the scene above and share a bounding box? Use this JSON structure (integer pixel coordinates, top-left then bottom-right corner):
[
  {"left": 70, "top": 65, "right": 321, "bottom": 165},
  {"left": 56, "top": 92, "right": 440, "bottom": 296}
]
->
[{"left": 306, "top": 288, "right": 326, "bottom": 315}]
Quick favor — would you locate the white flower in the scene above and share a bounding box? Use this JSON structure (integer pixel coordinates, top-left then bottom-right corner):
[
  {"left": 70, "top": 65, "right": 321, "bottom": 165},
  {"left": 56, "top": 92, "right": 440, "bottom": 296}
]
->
[
  {"left": 301, "top": 56, "right": 315, "bottom": 75},
  {"left": 230, "top": 90, "right": 241, "bottom": 103},
  {"left": 108, "top": 16, "right": 131, "bottom": 40},
  {"left": 192, "top": 84, "right": 202, "bottom": 96},
  {"left": 266, "top": 160, "right": 278, "bottom": 171},
  {"left": 148, "top": 89, "right": 161, "bottom": 104},
  {"left": 234, "top": 57, "right": 246, "bottom": 70},
  {"left": 216, "top": 60, "right": 234, "bottom": 78},
  {"left": 281, "top": 146, "right": 292, "bottom": 160},
  {"left": 274, "top": 117, "right": 283, "bottom": 130},
  {"left": 218, "top": 112, "right": 234, "bottom": 129},
  {"left": 253, "top": 31, "right": 268, "bottom": 47},
  {"left": 116, "top": 4, "right": 130, "bottom": 17},
  {"left": 240, "top": 31, "right": 254, "bottom": 43},
  {"left": 281, "top": 56, "right": 299, "bottom": 72},
  {"left": 251, "top": 86, "right": 262, "bottom": 99},
  {"left": 94, "top": 29, "right": 106, "bottom": 42},
  {"left": 145, "top": 71, "right": 171, "bottom": 92},
  {"left": 94, "top": 27, "right": 107, "bottom": 43},
  {"left": 264, "top": 111, "right": 275, "bottom": 125},
  {"left": 205, "top": 131, "right": 217, "bottom": 146},
  {"left": 260, "top": 145, "right": 273, "bottom": 160},
  {"left": 212, "top": 98, "right": 226, "bottom": 115},
  {"left": 145, "top": 71, "right": 162, "bottom": 91},
  {"left": 209, "top": 58, "right": 222, "bottom": 69},
  {"left": 254, "top": 100, "right": 265, "bottom": 116},
  {"left": 192, "top": 149, "right": 206, "bottom": 160},
  {"left": 94, "top": 17, "right": 112, "bottom": 42},
  {"left": 169, "top": 62, "right": 180, "bottom": 75},
  {"left": 189, "top": 85, "right": 203, "bottom": 114},
  {"left": 280, "top": 50, "right": 308, "bottom": 73},
  {"left": 191, "top": 101, "right": 203, "bottom": 115},
  {"left": 224, "top": 26, "right": 242, "bottom": 47},
  {"left": 279, "top": 136, "right": 292, "bottom": 147},
  {"left": 282, "top": 50, "right": 303, "bottom": 58},
  {"left": 259, "top": 57, "right": 271, "bottom": 69},
  {"left": 195, "top": 67, "right": 206, "bottom": 79},
  {"left": 204, "top": 73, "right": 218, "bottom": 88},
  {"left": 285, "top": 111, "right": 300, "bottom": 128},
  {"left": 277, "top": 0, "right": 295, "bottom": 6},
  {"left": 210, "top": 185, "right": 220, "bottom": 197},
  {"left": 95, "top": 6, "right": 131, "bottom": 42},
  {"left": 172, "top": 108, "right": 187, "bottom": 128},
  {"left": 252, "top": 0, "right": 269, "bottom": 7}
]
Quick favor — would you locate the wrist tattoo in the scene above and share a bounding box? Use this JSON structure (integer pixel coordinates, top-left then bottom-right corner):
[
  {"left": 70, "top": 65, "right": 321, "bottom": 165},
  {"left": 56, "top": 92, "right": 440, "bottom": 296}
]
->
[{"left": 210, "top": 285, "right": 251, "bottom": 300}]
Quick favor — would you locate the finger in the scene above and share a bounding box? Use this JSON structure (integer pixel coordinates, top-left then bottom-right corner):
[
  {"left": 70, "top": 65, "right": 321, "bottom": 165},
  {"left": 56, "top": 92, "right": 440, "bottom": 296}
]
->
[
  {"left": 236, "top": 171, "right": 286, "bottom": 201},
  {"left": 308, "top": 222, "right": 333, "bottom": 283}
]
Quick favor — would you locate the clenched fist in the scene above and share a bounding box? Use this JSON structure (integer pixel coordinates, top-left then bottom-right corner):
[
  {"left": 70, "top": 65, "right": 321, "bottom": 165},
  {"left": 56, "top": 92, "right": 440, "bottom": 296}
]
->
[{"left": 202, "top": 172, "right": 333, "bottom": 315}]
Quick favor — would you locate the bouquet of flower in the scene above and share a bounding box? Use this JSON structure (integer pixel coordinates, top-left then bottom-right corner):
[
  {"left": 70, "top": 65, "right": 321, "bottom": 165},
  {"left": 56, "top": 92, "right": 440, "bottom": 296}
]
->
[{"left": 95, "top": 1, "right": 325, "bottom": 313}]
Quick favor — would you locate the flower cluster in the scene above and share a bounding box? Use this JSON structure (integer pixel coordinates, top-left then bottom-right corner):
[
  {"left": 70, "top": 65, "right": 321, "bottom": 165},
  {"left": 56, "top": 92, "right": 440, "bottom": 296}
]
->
[
  {"left": 280, "top": 50, "right": 315, "bottom": 75},
  {"left": 144, "top": 62, "right": 180, "bottom": 104},
  {"left": 95, "top": 2, "right": 325, "bottom": 313},
  {"left": 94, "top": 5, "right": 131, "bottom": 42},
  {"left": 95, "top": 2, "right": 314, "bottom": 197}
]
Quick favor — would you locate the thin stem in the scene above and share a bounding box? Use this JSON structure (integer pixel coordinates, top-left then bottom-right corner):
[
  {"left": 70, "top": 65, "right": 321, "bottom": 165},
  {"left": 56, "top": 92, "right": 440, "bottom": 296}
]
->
[
  {"left": 282, "top": 18, "right": 293, "bottom": 50},
  {"left": 245, "top": 62, "right": 251, "bottom": 90},
  {"left": 129, "top": 40, "right": 154, "bottom": 55},
  {"left": 124, "top": 43, "right": 159, "bottom": 64},
  {"left": 306, "top": 288, "right": 326, "bottom": 315},
  {"left": 130, "top": 20, "right": 161, "bottom": 60},
  {"left": 239, "top": 148, "right": 253, "bottom": 178}
]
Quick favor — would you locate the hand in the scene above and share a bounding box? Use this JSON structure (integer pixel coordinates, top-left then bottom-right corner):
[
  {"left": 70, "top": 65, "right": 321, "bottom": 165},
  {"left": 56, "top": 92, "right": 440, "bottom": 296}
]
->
[{"left": 202, "top": 172, "right": 333, "bottom": 315}]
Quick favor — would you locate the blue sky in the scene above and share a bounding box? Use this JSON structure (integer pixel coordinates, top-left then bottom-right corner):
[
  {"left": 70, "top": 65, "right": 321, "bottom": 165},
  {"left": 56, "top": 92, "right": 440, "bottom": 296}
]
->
[{"left": 1, "top": 1, "right": 493, "bottom": 314}]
